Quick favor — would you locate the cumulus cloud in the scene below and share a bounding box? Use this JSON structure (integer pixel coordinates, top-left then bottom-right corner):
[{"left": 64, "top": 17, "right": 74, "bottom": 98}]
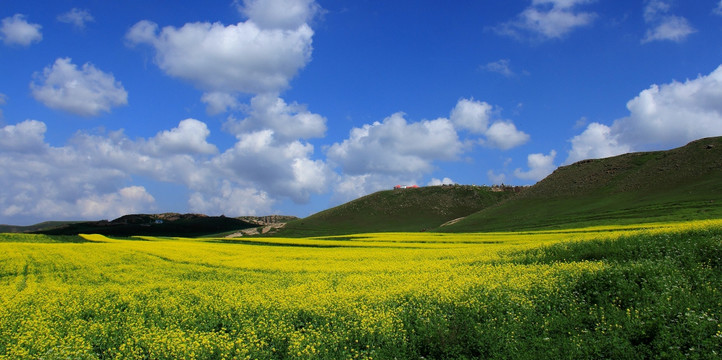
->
[
  {"left": 77, "top": 186, "right": 155, "bottom": 219},
  {"left": 642, "top": 0, "right": 695, "bottom": 43},
  {"left": 1, "top": 14, "right": 42, "bottom": 46},
  {"left": 566, "top": 65, "right": 722, "bottom": 164},
  {"left": 202, "top": 92, "right": 241, "bottom": 115},
  {"left": 0, "top": 117, "right": 326, "bottom": 223},
  {"left": 514, "top": 150, "right": 557, "bottom": 181},
  {"left": 494, "top": 0, "right": 596, "bottom": 41},
  {"left": 484, "top": 121, "right": 530, "bottom": 150},
  {"left": 144, "top": 119, "right": 218, "bottom": 156},
  {"left": 125, "top": 17, "right": 313, "bottom": 95},
  {"left": 57, "top": 8, "right": 94, "bottom": 29},
  {"left": 30, "top": 58, "right": 128, "bottom": 116},
  {"left": 213, "top": 129, "right": 331, "bottom": 203},
  {"left": 189, "top": 180, "right": 273, "bottom": 216},
  {"left": 566, "top": 122, "right": 631, "bottom": 163},
  {"left": 237, "top": 0, "right": 321, "bottom": 30},
  {"left": 0, "top": 119, "right": 48, "bottom": 153},
  {"left": 326, "top": 98, "right": 530, "bottom": 201},
  {"left": 0, "top": 120, "right": 147, "bottom": 222},
  {"left": 450, "top": 98, "right": 492, "bottom": 134},
  {"left": 327, "top": 112, "right": 463, "bottom": 177},
  {"left": 451, "top": 98, "right": 529, "bottom": 149},
  {"left": 224, "top": 94, "right": 326, "bottom": 141}
]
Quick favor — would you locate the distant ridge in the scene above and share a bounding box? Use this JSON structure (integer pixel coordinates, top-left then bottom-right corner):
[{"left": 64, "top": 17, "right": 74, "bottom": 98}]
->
[
  {"left": 0, "top": 221, "right": 86, "bottom": 234},
  {"left": 277, "top": 185, "right": 521, "bottom": 237},
  {"left": 34, "top": 213, "right": 257, "bottom": 237},
  {"left": 440, "top": 137, "right": 722, "bottom": 232}
]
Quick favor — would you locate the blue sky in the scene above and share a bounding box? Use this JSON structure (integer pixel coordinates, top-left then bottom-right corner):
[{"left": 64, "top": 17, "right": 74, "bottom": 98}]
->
[{"left": 2, "top": 0, "right": 722, "bottom": 225}]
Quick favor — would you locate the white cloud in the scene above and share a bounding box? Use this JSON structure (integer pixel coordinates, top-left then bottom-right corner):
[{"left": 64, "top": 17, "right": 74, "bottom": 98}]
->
[
  {"left": 715, "top": 1, "right": 722, "bottom": 16},
  {"left": 144, "top": 119, "right": 218, "bottom": 156},
  {"left": 450, "top": 98, "right": 492, "bottom": 134},
  {"left": 223, "top": 94, "right": 326, "bottom": 141},
  {"left": 428, "top": 177, "right": 455, "bottom": 186},
  {"left": 189, "top": 180, "right": 273, "bottom": 216},
  {"left": 1, "top": 14, "right": 42, "bottom": 46},
  {"left": 0, "top": 119, "right": 48, "bottom": 153},
  {"left": 495, "top": 0, "right": 596, "bottom": 40},
  {"left": 327, "top": 112, "right": 463, "bottom": 177},
  {"left": 566, "top": 122, "right": 630, "bottom": 163},
  {"left": 642, "top": 0, "right": 695, "bottom": 43},
  {"left": 125, "top": 18, "right": 313, "bottom": 95},
  {"left": 482, "top": 59, "right": 515, "bottom": 77},
  {"left": 0, "top": 118, "right": 305, "bottom": 223},
  {"left": 201, "top": 92, "right": 241, "bottom": 115},
  {"left": 213, "top": 129, "right": 331, "bottom": 203},
  {"left": 77, "top": 186, "right": 155, "bottom": 219},
  {"left": 30, "top": 58, "right": 128, "bottom": 117},
  {"left": 566, "top": 65, "right": 722, "bottom": 163},
  {"left": 484, "top": 121, "right": 530, "bottom": 150},
  {"left": 450, "top": 98, "right": 529, "bottom": 150},
  {"left": 0, "top": 121, "right": 144, "bottom": 222},
  {"left": 57, "top": 8, "right": 94, "bottom": 29},
  {"left": 514, "top": 150, "right": 557, "bottom": 181},
  {"left": 326, "top": 98, "right": 531, "bottom": 202},
  {"left": 237, "top": 0, "right": 321, "bottom": 30},
  {"left": 614, "top": 66, "right": 722, "bottom": 147}
]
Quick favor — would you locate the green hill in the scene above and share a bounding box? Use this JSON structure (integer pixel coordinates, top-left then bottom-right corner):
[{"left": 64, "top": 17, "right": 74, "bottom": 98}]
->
[
  {"left": 440, "top": 136, "right": 722, "bottom": 232},
  {"left": 277, "top": 185, "right": 520, "bottom": 237}
]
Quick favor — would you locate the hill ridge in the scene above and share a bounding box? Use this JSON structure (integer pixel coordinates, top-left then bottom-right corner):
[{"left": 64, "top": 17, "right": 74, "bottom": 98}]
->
[
  {"left": 440, "top": 136, "right": 722, "bottom": 232},
  {"left": 277, "top": 184, "right": 522, "bottom": 237}
]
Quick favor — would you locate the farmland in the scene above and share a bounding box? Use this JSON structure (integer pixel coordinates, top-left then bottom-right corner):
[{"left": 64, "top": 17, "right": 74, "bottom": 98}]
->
[{"left": 1, "top": 220, "right": 721, "bottom": 359}]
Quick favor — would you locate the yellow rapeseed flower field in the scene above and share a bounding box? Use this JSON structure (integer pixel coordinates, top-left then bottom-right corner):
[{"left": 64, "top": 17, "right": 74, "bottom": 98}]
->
[{"left": 1, "top": 219, "right": 720, "bottom": 359}]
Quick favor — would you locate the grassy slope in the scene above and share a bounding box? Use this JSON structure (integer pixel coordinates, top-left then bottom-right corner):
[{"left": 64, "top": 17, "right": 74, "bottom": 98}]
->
[
  {"left": 441, "top": 136, "right": 722, "bottom": 232},
  {"left": 278, "top": 185, "right": 516, "bottom": 236}
]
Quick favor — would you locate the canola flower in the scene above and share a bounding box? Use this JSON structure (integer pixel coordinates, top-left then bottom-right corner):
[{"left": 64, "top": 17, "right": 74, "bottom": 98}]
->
[{"left": 0, "top": 219, "right": 720, "bottom": 359}]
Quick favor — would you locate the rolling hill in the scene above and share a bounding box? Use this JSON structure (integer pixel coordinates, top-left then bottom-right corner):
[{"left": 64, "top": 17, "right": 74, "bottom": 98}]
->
[
  {"left": 277, "top": 185, "right": 521, "bottom": 236},
  {"left": 440, "top": 136, "right": 722, "bottom": 232}
]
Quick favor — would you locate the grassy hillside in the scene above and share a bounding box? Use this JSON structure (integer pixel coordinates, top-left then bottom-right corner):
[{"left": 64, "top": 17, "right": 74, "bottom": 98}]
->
[
  {"left": 278, "top": 185, "right": 519, "bottom": 236},
  {"left": 441, "top": 136, "right": 722, "bottom": 232}
]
